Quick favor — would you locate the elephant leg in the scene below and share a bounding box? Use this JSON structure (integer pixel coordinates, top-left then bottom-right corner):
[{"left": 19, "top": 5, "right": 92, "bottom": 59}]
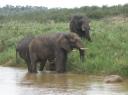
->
[
  {"left": 25, "top": 60, "right": 32, "bottom": 73},
  {"left": 27, "top": 63, "right": 32, "bottom": 73},
  {"left": 31, "top": 62, "right": 37, "bottom": 73},
  {"left": 39, "top": 59, "right": 47, "bottom": 71},
  {"left": 30, "top": 54, "right": 38, "bottom": 73},
  {"left": 25, "top": 53, "right": 32, "bottom": 73},
  {"left": 55, "top": 49, "right": 67, "bottom": 73}
]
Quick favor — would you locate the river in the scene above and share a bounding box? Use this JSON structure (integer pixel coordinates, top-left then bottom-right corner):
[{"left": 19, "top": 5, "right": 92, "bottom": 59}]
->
[{"left": 0, "top": 67, "right": 128, "bottom": 95}]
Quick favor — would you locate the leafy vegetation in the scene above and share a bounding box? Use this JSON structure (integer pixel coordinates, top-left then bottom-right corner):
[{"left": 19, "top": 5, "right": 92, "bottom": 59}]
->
[
  {"left": 0, "top": 5, "right": 128, "bottom": 76},
  {"left": 0, "top": 4, "right": 128, "bottom": 22},
  {"left": 68, "top": 17, "right": 128, "bottom": 76}
]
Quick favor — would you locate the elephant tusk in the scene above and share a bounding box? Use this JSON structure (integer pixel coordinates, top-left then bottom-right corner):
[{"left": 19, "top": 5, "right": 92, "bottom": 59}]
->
[
  {"left": 72, "top": 48, "right": 88, "bottom": 51},
  {"left": 72, "top": 49, "right": 77, "bottom": 52},
  {"left": 80, "top": 48, "right": 88, "bottom": 50}
]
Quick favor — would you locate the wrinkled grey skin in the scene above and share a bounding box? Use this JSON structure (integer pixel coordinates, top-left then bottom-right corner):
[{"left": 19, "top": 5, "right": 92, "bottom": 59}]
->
[
  {"left": 16, "top": 36, "right": 34, "bottom": 72},
  {"left": 29, "top": 32, "right": 85, "bottom": 73},
  {"left": 70, "top": 15, "right": 91, "bottom": 41}
]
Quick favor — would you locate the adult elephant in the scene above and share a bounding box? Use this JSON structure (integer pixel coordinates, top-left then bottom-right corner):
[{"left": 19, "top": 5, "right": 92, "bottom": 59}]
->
[
  {"left": 29, "top": 32, "right": 85, "bottom": 73},
  {"left": 16, "top": 36, "right": 34, "bottom": 72},
  {"left": 70, "top": 15, "right": 91, "bottom": 41}
]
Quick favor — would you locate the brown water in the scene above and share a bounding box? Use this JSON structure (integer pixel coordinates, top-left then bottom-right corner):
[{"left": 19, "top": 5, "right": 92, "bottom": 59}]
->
[{"left": 0, "top": 67, "right": 128, "bottom": 95}]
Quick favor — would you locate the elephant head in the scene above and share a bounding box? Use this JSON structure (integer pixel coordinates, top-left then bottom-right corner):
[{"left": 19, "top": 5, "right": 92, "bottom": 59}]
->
[
  {"left": 56, "top": 32, "right": 85, "bottom": 62},
  {"left": 79, "top": 17, "right": 91, "bottom": 41},
  {"left": 70, "top": 15, "right": 92, "bottom": 41}
]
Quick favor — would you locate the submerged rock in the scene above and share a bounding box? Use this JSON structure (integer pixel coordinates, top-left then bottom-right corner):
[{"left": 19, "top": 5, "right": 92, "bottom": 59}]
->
[{"left": 104, "top": 75, "right": 123, "bottom": 83}]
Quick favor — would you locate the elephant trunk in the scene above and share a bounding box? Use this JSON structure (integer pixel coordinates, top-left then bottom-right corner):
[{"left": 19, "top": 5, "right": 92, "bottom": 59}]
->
[
  {"left": 84, "top": 30, "right": 92, "bottom": 42},
  {"left": 76, "top": 42, "right": 85, "bottom": 62}
]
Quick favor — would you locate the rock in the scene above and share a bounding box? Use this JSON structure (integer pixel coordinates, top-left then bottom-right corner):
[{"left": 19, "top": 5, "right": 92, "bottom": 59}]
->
[{"left": 104, "top": 75, "right": 123, "bottom": 83}]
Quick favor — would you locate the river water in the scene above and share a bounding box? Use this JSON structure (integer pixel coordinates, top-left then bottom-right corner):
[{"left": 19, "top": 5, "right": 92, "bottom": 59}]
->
[{"left": 0, "top": 67, "right": 128, "bottom": 95}]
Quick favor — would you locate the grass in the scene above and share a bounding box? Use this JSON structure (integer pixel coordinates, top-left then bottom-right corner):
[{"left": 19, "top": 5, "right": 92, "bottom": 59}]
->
[{"left": 0, "top": 16, "right": 128, "bottom": 76}]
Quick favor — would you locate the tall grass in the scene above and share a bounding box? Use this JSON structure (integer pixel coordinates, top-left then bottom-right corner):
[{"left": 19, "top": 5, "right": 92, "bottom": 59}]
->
[
  {"left": 69, "top": 17, "right": 128, "bottom": 76},
  {"left": 0, "top": 16, "right": 128, "bottom": 76}
]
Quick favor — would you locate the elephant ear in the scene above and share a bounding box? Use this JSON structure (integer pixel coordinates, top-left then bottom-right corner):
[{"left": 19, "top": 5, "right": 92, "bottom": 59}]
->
[{"left": 57, "top": 34, "right": 71, "bottom": 52}]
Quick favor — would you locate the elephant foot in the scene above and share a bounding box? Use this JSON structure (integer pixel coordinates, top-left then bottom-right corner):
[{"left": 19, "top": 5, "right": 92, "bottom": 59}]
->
[
  {"left": 56, "top": 69, "right": 66, "bottom": 73},
  {"left": 30, "top": 70, "right": 37, "bottom": 73},
  {"left": 28, "top": 70, "right": 32, "bottom": 73},
  {"left": 27, "top": 68, "right": 32, "bottom": 73},
  {"left": 32, "top": 71, "right": 37, "bottom": 73}
]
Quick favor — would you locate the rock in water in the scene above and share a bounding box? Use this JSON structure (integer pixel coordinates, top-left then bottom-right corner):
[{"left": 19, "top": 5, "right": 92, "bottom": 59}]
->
[{"left": 104, "top": 75, "right": 123, "bottom": 83}]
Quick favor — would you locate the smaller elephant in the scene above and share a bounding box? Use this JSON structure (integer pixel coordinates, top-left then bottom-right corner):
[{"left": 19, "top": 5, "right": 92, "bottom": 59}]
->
[
  {"left": 70, "top": 15, "right": 91, "bottom": 41},
  {"left": 29, "top": 32, "right": 85, "bottom": 73},
  {"left": 16, "top": 36, "right": 34, "bottom": 72}
]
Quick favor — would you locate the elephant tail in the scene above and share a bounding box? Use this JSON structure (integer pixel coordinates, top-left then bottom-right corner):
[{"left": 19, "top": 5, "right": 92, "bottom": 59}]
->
[{"left": 16, "top": 48, "right": 19, "bottom": 64}]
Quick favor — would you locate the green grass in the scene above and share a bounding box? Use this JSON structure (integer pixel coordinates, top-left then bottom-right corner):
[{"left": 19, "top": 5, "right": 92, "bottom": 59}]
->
[{"left": 0, "top": 16, "right": 128, "bottom": 76}]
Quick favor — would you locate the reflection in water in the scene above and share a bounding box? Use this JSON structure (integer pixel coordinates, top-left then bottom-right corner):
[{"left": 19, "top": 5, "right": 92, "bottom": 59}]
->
[
  {"left": 0, "top": 67, "right": 128, "bottom": 95},
  {"left": 21, "top": 72, "right": 89, "bottom": 89}
]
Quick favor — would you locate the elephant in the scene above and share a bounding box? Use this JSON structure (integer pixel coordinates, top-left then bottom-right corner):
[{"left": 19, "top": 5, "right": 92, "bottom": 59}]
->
[
  {"left": 16, "top": 36, "right": 34, "bottom": 72},
  {"left": 69, "top": 15, "right": 91, "bottom": 41},
  {"left": 16, "top": 35, "right": 46, "bottom": 72},
  {"left": 29, "top": 32, "right": 85, "bottom": 73}
]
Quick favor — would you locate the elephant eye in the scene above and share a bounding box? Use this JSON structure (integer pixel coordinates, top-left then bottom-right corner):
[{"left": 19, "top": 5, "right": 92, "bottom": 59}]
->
[
  {"left": 70, "top": 39, "right": 75, "bottom": 42},
  {"left": 70, "top": 38, "right": 76, "bottom": 42}
]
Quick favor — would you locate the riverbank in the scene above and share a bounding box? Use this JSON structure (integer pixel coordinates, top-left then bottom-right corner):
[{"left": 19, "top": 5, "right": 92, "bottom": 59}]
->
[{"left": 0, "top": 16, "right": 128, "bottom": 76}]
